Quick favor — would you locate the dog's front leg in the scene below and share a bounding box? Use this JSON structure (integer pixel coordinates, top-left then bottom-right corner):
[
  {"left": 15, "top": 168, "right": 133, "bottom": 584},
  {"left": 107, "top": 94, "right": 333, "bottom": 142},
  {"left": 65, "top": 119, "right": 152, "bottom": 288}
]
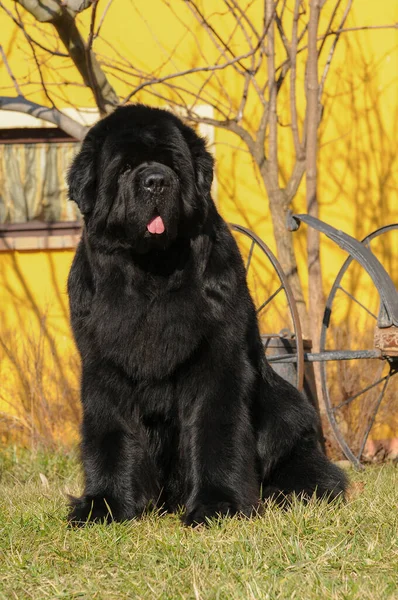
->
[
  {"left": 68, "top": 371, "right": 159, "bottom": 525},
  {"left": 179, "top": 362, "right": 259, "bottom": 526}
]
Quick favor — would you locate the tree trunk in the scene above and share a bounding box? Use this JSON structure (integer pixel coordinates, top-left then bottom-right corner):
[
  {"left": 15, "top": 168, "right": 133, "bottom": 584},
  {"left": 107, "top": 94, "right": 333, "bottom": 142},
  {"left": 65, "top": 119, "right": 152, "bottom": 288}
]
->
[
  {"left": 261, "top": 0, "right": 309, "bottom": 339},
  {"left": 260, "top": 169, "right": 310, "bottom": 338},
  {"left": 306, "top": 0, "right": 325, "bottom": 415}
]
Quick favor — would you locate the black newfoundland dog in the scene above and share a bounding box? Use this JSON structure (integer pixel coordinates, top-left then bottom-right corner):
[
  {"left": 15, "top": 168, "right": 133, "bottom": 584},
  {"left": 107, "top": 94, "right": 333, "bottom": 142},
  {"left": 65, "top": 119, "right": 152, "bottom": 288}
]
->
[{"left": 67, "top": 104, "right": 346, "bottom": 526}]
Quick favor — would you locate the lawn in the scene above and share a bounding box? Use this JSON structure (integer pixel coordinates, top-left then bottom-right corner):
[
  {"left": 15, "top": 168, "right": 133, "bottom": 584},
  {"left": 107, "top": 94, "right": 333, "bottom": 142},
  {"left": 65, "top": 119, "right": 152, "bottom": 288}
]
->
[{"left": 0, "top": 448, "right": 397, "bottom": 600}]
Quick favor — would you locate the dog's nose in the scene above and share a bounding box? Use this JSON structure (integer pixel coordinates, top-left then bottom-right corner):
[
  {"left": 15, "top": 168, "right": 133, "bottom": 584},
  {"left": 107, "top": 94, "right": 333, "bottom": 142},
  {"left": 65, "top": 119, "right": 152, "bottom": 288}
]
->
[{"left": 144, "top": 172, "right": 165, "bottom": 191}]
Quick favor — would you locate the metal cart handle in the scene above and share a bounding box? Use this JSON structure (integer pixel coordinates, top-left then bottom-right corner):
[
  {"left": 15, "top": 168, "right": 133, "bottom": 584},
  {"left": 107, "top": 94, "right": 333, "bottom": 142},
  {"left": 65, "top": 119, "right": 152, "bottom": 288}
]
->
[{"left": 287, "top": 212, "right": 398, "bottom": 328}]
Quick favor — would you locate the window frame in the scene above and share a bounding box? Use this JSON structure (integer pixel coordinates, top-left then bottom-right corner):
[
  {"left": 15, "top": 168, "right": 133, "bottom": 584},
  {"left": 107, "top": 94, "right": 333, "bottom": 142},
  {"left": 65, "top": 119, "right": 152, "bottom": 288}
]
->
[{"left": 0, "top": 127, "right": 81, "bottom": 250}]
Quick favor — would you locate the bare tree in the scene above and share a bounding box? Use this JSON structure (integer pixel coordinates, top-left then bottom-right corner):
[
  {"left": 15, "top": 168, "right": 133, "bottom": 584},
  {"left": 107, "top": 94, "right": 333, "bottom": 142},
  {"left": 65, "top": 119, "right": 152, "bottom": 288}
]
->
[{"left": 1, "top": 0, "right": 395, "bottom": 342}]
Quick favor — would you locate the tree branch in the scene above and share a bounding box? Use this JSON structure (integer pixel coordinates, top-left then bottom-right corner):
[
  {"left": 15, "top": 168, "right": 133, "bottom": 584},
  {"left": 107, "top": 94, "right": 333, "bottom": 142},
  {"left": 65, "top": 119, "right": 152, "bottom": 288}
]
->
[
  {"left": 319, "top": 0, "right": 353, "bottom": 100},
  {"left": 15, "top": 0, "right": 119, "bottom": 114},
  {"left": 16, "top": 0, "right": 63, "bottom": 22},
  {"left": 305, "top": 0, "right": 324, "bottom": 353},
  {"left": 16, "top": 0, "right": 92, "bottom": 20},
  {"left": 0, "top": 96, "right": 86, "bottom": 139},
  {"left": 85, "top": 0, "right": 107, "bottom": 115},
  {"left": 285, "top": 156, "right": 306, "bottom": 201},
  {"left": 306, "top": 0, "right": 321, "bottom": 217},
  {"left": 95, "top": 0, "right": 113, "bottom": 38},
  {"left": 122, "top": 6, "right": 274, "bottom": 105},
  {"left": 0, "top": 1, "right": 68, "bottom": 56},
  {"left": 290, "top": 0, "right": 303, "bottom": 159},
  {"left": 275, "top": 12, "right": 291, "bottom": 58},
  {"left": 318, "top": 0, "right": 343, "bottom": 56},
  {"left": 14, "top": 3, "right": 57, "bottom": 109},
  {"left": 266, "top": 0, "right": 278, "bottom": 187},
  {"left": 62, "top": 0, "right": 93, "bottom": 15},
  {"left": 0, "top": 46, "right": 23, "bottom": 96},
  {"left": 186, "top": 0, "right": 249, "bottom": 75}
]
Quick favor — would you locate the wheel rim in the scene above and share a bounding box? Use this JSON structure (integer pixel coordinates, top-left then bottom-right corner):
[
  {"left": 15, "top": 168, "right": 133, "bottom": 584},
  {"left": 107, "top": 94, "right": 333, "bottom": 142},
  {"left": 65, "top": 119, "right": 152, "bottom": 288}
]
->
[
  {"left": 320, "top": 224, "right": 398, "bottom": 467},
  {"left": 230, "top": 224, "right": 304, "bottom": 391}
]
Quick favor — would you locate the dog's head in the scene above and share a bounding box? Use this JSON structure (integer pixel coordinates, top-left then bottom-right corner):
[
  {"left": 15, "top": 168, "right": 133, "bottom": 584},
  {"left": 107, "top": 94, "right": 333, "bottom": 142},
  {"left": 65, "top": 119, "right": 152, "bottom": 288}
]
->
[{"left": 68, "top": 105, "right": 214, "bottom": 253}]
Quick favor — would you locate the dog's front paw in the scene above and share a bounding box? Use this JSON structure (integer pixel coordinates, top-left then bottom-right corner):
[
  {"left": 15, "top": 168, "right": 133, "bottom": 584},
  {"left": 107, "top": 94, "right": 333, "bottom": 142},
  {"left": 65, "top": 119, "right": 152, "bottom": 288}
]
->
[
  {"left": 182, "top": 501, "right": 253, "bottom": 527},
  {"left": 67, "top": 495, "right": 116, "bottom": 526}
]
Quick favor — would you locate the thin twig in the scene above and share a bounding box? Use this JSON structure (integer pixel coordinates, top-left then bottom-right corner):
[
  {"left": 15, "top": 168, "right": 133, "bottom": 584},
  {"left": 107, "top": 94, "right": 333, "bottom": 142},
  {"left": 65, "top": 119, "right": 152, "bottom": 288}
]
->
[
  {"left": 121, "top": 26, "right": 267, "bottom": 104},
  {"left": 191, "top": 8, "right": 241, "bottom": 115},
  {"left": 318, "top": 0, "right": 343, "bottom": 55},
  {"left": 255, "top": 108, "right": 269, "bottom": 165},
  {"left": 290, "top": 0, "right": 303, "bottom": 158},
  {"left": 122, "top": 4, "right": 275, "bottom": 105},
  {"left": 95, "top": 0, "right": 113, "bottom": 38},
  {"left": 0, "top": 1, "right": 69, "bottom": 57},
  {"left": 319, "top": 0, "right": 354, "bottom": 100},
  {"left": 226, "top": 0, "right": 261, "bottom": 38},
  {"left": 161, "top": 0, "right": 235, "bottom": 109},
  {"left": 274, "top": 21, "right": 396, "bottom": 87},
  {"left": 326, "top": 22, "right": 397, "bottom": 35},
  {"left": 220, "top": 0, "right": 256, "bottom": 119},
  {"left": 275, "top": 12, "right": 291, "bottom": 58},
  {"left": 0, "top": 45, "right": 23, "bottom": 96},
  {"left": 279, "top": 0, "right": 288, "bottom": 21},
  {"left": 186, "top": 0, "right": 249, "bottom": 74},
  {"left": 266, "top": 0, "right": 278, "bottom": 174},
  {"left": 15, "top": 3, "right": 57, "bottom": 109}
]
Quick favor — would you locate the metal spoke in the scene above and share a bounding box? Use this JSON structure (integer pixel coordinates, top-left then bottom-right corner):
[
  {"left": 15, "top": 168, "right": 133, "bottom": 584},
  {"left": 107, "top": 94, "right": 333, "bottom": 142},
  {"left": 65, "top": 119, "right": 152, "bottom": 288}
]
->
[
  {"left": 318, "top": 224, "right": 398, "bottom": 467},
  {"left": 261, "top": 334, "right": 292, "bottom": 339},
  {"left": 245, "top": 239, "right": 255, "bottom": 273},
  {"left": 267, "top": 352, "right": 299, "bottom": 363},
  {"left": 230, "top": 223, "right": 304, "bottom": 391},
  {"left": 268, "top": 349, "right": 381, "bottom": 363},
  {"left": 337, "top": 286, "right": 378, "bottom": 320},
  {"left": 256, "top": 285, "right": 283, "bottom": 315},
  {"left": 333, "top": 373, "right": 388, "bottom": 412},
  {"left": 357, "top": 369, "right": 394, "bottom": 460}
]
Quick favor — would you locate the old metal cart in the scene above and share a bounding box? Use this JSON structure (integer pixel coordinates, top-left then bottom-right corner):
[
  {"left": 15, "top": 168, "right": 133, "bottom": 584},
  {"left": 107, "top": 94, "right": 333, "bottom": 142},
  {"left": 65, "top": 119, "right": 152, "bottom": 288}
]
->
[{"left": 231, "top": 216, "right": 398, "bottom": 469}]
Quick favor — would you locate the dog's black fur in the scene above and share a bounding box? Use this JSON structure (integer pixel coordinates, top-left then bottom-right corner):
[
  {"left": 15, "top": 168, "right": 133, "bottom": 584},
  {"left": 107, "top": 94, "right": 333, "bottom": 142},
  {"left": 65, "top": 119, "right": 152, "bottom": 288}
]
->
[{"left": 67, "top": 104, "right": 346, "bottom": 526}]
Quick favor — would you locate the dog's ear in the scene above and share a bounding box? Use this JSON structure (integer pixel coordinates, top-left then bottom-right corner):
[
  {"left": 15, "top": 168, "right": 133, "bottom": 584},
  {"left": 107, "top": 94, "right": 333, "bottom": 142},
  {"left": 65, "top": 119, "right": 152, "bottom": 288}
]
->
[
  {"left": 67, "top": 132, "right": 97, "bottom": 215},
  {"left": 194, "top": 146, "right": 214, "bottom": 198},
  {"left": 178, "top": 122, "right": 214, "bottom": 198}
]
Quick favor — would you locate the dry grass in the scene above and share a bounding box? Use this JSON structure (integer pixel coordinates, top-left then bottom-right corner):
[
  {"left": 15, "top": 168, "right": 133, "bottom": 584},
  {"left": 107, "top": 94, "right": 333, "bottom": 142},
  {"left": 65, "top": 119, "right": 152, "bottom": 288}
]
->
[
  {"left": 0, "top": 448, "right": 397, "bottom": 599},
  {"left": 0, "top": 318, "right": 81, "bottom": 449}
]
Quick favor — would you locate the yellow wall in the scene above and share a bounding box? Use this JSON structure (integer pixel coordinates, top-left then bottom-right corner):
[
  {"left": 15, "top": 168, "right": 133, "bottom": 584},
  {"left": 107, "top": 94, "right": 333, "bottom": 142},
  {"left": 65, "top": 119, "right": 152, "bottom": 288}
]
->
[
  {"left": 0, "top": 249, "right": 80, "bottom": 445},
  {"left": 0, "top": 1, "right": 397, "bottom": 445},
  {"left": 2, "top": 1, "right": 397, "bottom": 243}
]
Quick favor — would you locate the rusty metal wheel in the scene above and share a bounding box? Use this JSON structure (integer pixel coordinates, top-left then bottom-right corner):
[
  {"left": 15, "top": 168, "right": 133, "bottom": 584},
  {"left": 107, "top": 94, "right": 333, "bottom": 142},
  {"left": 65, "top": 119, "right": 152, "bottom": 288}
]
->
[
  {"left": 320, "top": 224, "right": 398, "bottom": 467},
  {"left": 230, "top": 224, "right": 304, "bottom": 391}
]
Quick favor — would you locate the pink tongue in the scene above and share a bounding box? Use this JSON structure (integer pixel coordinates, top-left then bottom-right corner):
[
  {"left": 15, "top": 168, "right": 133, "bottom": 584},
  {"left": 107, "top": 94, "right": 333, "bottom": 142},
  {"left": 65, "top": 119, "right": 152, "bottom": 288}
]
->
[{"left": 147, "top": 215, "right": 165, "bottom": 234}]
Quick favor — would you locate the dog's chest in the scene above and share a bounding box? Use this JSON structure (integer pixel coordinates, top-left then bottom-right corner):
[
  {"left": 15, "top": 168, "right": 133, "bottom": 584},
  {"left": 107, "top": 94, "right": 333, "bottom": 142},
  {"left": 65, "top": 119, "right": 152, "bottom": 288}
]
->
[{"left": 91, "top": 275, "right": 208, "bottom": 378}]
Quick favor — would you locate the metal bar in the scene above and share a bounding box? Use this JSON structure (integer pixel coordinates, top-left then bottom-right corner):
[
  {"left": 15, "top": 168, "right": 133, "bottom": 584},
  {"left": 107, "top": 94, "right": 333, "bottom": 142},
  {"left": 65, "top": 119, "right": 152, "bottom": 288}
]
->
[
  {"left": 230, "top": 224, "right": 305, "bottom": 391},
  {"left": 333, "top": 374, "right": 388, "bottom": 411},
  {"left": 256, "top": 285, "right": 283, "bottom": 315},
  {"left": 266, "top": 349, "right": 382, "bottom": 363},
  {"left": 357, "top": 369, "right": 395, "bottom": 460},
  {"left": 337, "top": 286, "right": 378, "bottom": 321},
  {"left": 245, "top": 239, "right": 255, "bottom": 272},
  {"left": 261, "top": 334, "right": 293, "bottom": 339},
  {"left": 287, "top": 213, "right": 398, "bottom": 327}
]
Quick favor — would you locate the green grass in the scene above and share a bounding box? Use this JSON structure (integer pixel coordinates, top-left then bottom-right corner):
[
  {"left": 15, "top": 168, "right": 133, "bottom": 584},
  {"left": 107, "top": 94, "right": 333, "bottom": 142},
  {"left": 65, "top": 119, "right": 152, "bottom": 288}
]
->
[{"left": 0, "top": 449, "right": 397, "bottom": 600}]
